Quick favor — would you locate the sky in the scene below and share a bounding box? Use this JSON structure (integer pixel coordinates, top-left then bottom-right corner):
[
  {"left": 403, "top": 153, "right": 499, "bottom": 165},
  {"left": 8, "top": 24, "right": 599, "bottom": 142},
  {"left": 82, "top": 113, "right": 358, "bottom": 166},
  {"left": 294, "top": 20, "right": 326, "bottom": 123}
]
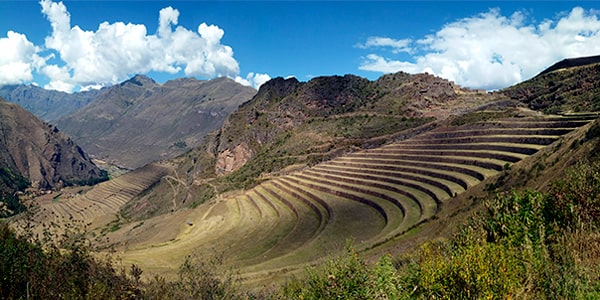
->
[{"left": 1, "top": 1, "right": 600, "bottom": 93}]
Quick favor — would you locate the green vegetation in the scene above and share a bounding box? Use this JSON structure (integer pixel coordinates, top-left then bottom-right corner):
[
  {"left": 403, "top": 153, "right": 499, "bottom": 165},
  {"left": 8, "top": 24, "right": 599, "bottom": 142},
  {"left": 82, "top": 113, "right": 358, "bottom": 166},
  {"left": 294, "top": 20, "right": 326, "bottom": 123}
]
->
[
  {"left": 0, "top": 221, "right": 139, "bottom": 299},
  {"left": 0, "top": 220, "right": 250, "bottom": 300},
  {"left": 64, "top": 169, "right": 110, "bottom": 187},
  {"left": 502, "top": 63, "right": 600, "bottom": 113},
  {"left": 173, "top": 141, "right": 188, "bottom": 148},
  {"left": 0, "top": 167, "right": 29, "bottom": 217}
]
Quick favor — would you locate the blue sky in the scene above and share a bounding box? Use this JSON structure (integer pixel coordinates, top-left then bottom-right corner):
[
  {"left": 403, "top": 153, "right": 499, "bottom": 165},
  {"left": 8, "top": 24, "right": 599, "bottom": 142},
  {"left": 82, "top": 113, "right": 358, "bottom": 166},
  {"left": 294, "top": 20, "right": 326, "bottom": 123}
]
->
[{"left": 1, "top": 1, "right": 599, "bottom": 92}]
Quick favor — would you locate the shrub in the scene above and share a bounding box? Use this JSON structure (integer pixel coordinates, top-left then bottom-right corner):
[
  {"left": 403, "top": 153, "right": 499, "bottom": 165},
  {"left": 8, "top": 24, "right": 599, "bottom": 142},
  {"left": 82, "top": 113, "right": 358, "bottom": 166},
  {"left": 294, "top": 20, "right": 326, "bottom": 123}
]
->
[
  {"left": 143, "top": 253, "right": 244, "bottom": 300},
  {"left": 545, "top": 161, "right": 600, "bottom": 231}
]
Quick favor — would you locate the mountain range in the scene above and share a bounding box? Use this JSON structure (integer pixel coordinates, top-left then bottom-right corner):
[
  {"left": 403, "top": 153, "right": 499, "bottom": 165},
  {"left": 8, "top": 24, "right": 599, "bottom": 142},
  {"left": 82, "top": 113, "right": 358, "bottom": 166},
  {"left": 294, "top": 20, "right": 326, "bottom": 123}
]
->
[
  {"left": 0, "top": 84, "right": 101, "bottom": 122},
  {"left": 1, "top": 76, "right": 257, "bottom": 169}
]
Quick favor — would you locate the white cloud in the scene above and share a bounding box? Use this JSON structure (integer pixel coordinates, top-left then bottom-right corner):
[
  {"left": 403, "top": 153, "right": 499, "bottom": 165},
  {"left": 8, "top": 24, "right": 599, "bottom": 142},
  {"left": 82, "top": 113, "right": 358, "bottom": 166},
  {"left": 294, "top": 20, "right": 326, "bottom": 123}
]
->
[
  {"left": 359, "top": 7, "right": 600, "bottom": 90},
  {"left": 37, "top": 0, "right": 242, "bottom": 92},
  {"left": 0, "top": 31, "right": 44, "bottom": 85},
  {"left": 356, "top": 36, "right": 412, "bottom": 54},
  {"left": 235, "top": 72, "right": 271, "bottom": 89}
]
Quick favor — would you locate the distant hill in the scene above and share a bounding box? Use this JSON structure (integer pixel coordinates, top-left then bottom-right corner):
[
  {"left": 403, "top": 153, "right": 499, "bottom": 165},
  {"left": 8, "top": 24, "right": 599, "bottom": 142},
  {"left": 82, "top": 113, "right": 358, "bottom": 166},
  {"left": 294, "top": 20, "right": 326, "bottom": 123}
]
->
[
  {"left": 536, "top": 54, "right": 600, "bottom": 76},
  {"left": 0, "top": 84, "right": 101, "bottom": 122},
  {"left": 56, "top": 75, "right": 256, "bottom": 169},
  {"left": 0, "top": 97, "right": 107, "bottom": 215},
  {"left": 501, "top": 55, "right": 600, "bottom": 113}
]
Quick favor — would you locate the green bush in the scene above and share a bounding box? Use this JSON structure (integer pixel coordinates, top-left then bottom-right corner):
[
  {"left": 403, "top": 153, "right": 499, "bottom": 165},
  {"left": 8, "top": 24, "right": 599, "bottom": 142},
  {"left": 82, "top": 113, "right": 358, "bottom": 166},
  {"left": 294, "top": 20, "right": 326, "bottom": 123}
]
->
[{"left": 0, "top": 222, "right": 139, "bottom": 299}]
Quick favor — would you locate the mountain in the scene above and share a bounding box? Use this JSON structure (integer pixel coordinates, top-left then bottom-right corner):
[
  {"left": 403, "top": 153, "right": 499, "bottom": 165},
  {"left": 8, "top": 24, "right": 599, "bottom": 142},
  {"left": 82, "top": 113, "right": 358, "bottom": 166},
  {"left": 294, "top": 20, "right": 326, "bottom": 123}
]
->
[
  {"left": 501, "top": 58, "right": 600, "bottom": 113},
  {"left": 0, "top": 84, "right": 101, "bottom": 122},
  {"left": 105, "top": 66, "right": 599, "bottom": 286},
  {"left": 0, "top": 97, "right": 107, "bottom": 215},
  {"left": 536, "top": 54, "right": 600, "bottom": 76},
  {"left": 56, "top": 75, "right": 256, "bottom": 169},
  {"left": 120, "top": 72, "right": 490, "bottom": 220},
  {"left": 211, "top": 72, "right": 472, "bottom": 179}
]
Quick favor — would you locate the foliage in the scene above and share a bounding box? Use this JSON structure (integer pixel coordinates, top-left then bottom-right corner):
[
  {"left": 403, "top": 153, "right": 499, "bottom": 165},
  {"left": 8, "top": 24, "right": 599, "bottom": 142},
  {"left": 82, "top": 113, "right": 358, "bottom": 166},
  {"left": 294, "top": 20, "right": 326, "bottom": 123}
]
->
[
  {"left": 585, "top": 121, "right": 600, "bottom": 141},
  {"left": 0, "top": 221, "right": 140, "bottom": 299},
  {"left": 64, "top": 169, "right": 110, "bottom": 186},
  {"left": 143, "top": 253, "right": 245, "bottom": 300},
  {"left": 545, "top": 161, "right": 600, "bottom": 231},
  {"left": 0, "top": 167, "right": 29, "bottom": 217},
  {"left": 281, "top": 242, "right": 400, "bottom": 300}
]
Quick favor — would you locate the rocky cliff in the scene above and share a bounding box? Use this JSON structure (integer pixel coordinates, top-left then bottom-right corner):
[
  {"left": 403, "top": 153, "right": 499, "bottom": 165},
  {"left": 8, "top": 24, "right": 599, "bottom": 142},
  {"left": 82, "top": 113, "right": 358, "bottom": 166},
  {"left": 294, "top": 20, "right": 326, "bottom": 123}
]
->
[{"left": 0, "top": 97, "right": 107, "bottom": 190}]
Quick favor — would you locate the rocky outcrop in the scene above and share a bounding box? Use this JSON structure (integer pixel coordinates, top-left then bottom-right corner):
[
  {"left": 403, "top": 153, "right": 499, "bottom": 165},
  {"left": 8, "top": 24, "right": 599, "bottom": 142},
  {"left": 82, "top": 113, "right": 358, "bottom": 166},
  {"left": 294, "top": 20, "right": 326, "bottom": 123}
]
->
[
  {"left": 215, "top": 143, "right": 253, "bottom": 175},
  {"left": 0, "top": 97, "right": 107, "bottom": 189}
]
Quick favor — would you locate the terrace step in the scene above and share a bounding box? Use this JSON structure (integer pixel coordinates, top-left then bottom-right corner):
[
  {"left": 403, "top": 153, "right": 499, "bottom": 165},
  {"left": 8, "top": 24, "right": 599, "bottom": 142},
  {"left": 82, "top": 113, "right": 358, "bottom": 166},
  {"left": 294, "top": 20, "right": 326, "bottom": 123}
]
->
[
  {"left": 302, "top": 168, "right": 439, "bottom": 221},
  {"left": 414, "top": 128, "right": 573, "bottom": 140},
  {"left": 404, "top": 135, "right": 561, "bottom": 145},
  {"left": 381, "top": 142, "right": 545, "bottom": 155},
  {"left": 324, "top": 159, "right": 474, "bottom": 190},
  {"left": 316, "top": 163, "right": 464, "bottom": 196}
]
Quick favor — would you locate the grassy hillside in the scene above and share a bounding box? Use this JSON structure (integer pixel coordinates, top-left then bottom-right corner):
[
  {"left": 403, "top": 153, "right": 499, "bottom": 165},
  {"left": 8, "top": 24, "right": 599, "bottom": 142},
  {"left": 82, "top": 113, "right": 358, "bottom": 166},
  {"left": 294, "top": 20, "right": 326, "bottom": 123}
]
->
[
  {"left": 0, "top": 167, "right": 29, "bottom": 217},
  {"left": 501, "top": 62, "right": 600, "bottom": 113},
  {"left": 6, "top": 110, "right": 598, "bottom": 299}
]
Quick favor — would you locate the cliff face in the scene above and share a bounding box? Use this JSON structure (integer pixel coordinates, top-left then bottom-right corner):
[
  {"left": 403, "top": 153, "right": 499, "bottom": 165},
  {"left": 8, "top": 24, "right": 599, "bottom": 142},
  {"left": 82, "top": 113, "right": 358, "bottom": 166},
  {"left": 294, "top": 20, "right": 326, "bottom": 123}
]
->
[{"left": 0, "top": 97, "right": 107, "bottom": 189}]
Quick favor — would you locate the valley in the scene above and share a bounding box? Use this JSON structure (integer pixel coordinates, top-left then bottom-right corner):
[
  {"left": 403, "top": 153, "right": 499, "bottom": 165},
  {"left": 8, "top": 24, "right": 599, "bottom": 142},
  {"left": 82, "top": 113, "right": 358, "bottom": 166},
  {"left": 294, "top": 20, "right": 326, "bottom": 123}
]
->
[
  {"left": 3, "top": 60, "right": 600, "bottom": 297},
  {"left": 20, "top": 100, "right": 597, "bottom": 287}
]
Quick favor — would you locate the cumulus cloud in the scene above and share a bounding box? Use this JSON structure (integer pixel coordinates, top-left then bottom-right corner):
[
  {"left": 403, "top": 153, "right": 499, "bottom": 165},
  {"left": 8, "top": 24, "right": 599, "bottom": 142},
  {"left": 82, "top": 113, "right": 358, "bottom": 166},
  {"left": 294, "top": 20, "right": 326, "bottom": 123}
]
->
[
  {"left": 359, "top": 7, "right": 600, "bottom": 90},
  {"left": 235, "top": 72, "right": 271, "bottom": 89},
  {"left": 36, "top": 0, "right": 246, "bottom": 92},
  {"left": 0, "top": 31, "right": 44, "bottom": 85}
]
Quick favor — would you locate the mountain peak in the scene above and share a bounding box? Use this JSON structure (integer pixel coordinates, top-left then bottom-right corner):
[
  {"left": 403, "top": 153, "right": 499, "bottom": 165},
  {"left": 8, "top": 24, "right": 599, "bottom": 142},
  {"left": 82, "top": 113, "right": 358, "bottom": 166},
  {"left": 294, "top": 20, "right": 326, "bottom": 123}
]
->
[
  {"left": 253, "top": 77, "right": 301, "bottom": 102},
  {"left": 120, "top": 74, "right": 157, "bottom": 87}
]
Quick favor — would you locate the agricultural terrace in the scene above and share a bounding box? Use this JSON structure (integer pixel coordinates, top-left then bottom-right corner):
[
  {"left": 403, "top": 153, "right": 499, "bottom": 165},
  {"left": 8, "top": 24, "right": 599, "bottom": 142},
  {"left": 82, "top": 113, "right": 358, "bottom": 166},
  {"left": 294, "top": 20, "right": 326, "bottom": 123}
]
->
[
  {"left": 22, "top": 163, "right": 170, "bottom": 237},
  {"left": 121, "top": 114, "right": 594, "bottom": 281}
]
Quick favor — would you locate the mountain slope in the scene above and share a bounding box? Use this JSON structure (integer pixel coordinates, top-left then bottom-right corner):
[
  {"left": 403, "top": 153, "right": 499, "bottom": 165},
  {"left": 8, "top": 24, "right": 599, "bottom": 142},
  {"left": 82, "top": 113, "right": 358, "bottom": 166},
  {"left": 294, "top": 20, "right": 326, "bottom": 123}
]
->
[
  {"left": 0, "top": 97, "right": 107, "bottom": 192},
  {"left": 537, "top": 54, "right": 600, "bottom": 76},
  {"left": 14, "top": 57, "right": 600, "bottom": 290},
  {"left": 56, "top": 75, "right": 256, "bottom": 169},
  {"left": 501, "top": 59, "right": 600, "bottom": 113},
  {"left": 201, "top": 72, "right": 481, "bottom": 182},
  {"left": 119, "top": 72, "right": 494, "bottom": 220},
  {"left": 0, "top": 84, "right": 101, "bottom": 122}
]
